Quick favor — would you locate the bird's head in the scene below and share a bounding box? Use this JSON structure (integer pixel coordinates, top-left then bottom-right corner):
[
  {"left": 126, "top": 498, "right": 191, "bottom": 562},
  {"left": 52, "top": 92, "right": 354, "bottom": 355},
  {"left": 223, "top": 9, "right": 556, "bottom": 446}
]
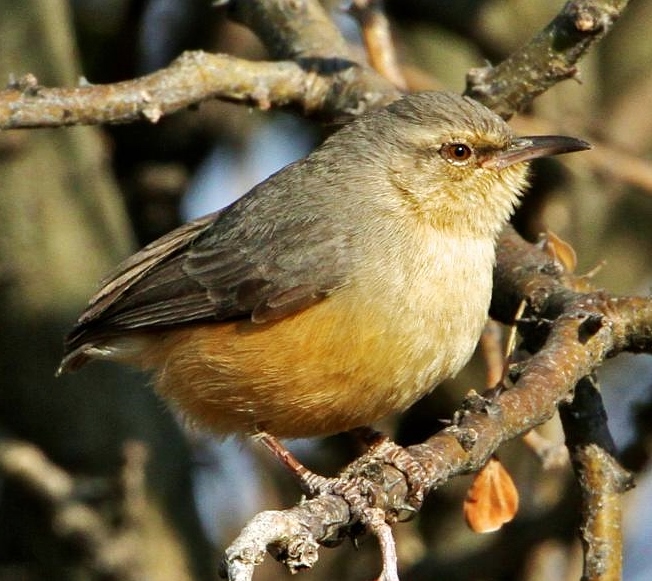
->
[{"left": 372, "top": 92, "right": 590, "bottom": 237}]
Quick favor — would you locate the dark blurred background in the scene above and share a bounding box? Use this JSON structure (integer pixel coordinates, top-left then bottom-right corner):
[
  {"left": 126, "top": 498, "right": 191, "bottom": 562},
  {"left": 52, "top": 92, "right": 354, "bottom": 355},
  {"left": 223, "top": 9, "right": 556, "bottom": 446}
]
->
[{"left": 1, "top": 1, "right": 651, "bottom": 580}]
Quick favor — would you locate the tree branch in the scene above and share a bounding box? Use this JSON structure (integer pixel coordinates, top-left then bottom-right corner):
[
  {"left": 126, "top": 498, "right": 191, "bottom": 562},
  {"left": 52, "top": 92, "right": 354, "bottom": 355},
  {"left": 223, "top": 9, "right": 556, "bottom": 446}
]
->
[
  {"left": 465, "top": 0, "right": 630, "bottom": 118},
  {"left": 0, "top": 51, "right": 396, "bottom": 130},
  {"left": 560, "top": 376, "right": 635, "bottom": 580}
]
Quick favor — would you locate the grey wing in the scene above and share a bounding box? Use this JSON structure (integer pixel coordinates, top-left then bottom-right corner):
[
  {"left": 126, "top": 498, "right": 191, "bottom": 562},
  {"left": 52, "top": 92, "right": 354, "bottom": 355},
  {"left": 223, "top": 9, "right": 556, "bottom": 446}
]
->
[{"left": 61, "top": 197, "right": 353, "bottom": 366}]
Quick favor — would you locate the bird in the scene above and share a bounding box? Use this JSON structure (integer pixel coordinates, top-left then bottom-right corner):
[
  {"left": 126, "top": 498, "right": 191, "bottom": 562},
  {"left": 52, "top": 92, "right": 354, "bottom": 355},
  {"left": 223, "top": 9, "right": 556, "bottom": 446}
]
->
[{"left": 58, "top": 91, "right": 589, "bottom": 439}]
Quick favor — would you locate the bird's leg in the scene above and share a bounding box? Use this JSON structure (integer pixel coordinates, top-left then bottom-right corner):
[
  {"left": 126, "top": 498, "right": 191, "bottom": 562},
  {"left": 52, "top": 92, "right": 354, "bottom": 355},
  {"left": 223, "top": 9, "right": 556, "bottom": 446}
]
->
[{"left": 255, "top": 432, "right": 329, "bottom": 496}]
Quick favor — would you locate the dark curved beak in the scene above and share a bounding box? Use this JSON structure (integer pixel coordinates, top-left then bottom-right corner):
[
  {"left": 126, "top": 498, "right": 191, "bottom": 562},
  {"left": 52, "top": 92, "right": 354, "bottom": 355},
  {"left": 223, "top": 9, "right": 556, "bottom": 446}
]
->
[{"left": 481, "top": 135, "right": 591, "bottom": 170}]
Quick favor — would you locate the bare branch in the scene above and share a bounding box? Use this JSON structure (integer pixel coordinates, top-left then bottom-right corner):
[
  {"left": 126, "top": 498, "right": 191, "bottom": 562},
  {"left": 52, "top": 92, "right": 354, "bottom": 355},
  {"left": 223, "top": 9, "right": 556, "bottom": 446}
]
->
[
  {"left": 465, "top": 0, "right": 630, "bottom": 118},
  {"left": 0, "top": 51, "right": 396, "bottom": 130},
  {"left": 222, "top": 499, "right": 348, "bottom": 579},
  {"left": 560, "top": 377, "right": 635, "bottom": 580},
  {"left": 228, "top": 0, "right": 352, "bottom": 60}
]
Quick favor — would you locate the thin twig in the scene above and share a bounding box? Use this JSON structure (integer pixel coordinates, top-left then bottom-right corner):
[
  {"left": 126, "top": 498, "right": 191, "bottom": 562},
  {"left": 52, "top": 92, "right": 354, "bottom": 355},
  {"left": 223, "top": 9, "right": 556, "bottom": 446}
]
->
[
  {"left": 480, "top": 320, "right": 505, "bottom": 388},
  {"left": 349, "top": 0, "right": 408, "bottom": 90},
  {"left": 522, "top": 430, "right": 569, "bottom": 469}
]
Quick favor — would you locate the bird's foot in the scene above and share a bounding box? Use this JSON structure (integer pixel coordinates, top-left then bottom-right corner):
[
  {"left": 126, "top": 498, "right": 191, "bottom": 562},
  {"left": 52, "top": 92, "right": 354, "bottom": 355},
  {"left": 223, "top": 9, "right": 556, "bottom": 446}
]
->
[
  {"left": 255, "top": 428, "right": 429, "bottom": 581},
  {"left": 352, "top": 426, "right": 427, "bottom": 512}
]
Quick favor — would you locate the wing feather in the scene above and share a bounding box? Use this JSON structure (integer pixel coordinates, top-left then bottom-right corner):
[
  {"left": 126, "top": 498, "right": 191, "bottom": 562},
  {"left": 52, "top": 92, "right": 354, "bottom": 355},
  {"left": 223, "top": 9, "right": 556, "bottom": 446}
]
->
[{"left": 63, "top": 183, "right": 354, "bottom": 364}]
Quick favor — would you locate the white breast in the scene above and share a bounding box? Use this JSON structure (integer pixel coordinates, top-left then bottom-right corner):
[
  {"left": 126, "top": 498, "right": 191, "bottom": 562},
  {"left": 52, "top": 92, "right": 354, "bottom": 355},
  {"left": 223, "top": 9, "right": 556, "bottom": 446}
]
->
[{"left": 353, "top": 226, "right": 496, "bottom": 410}]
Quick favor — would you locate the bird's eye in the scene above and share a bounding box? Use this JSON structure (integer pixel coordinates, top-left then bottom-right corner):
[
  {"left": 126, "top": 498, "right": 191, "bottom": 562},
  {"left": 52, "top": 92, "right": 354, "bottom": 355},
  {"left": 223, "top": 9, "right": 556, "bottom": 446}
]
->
[{"left": 440, "top": 143, "right": 473, "bottom": 164}]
